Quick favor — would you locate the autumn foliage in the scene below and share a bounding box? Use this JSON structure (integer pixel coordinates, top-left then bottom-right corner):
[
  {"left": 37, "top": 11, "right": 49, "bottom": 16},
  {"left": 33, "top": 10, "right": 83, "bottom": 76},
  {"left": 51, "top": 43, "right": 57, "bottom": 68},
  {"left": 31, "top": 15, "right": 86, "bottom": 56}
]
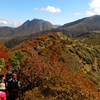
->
[
  {"left": 0, "top": 43, "right": 9, "bottom": 60},
  {"left": 0, "top": 32, "right": 100, "bottom": 99},
  {"left": 0, "top": 51, "right": 9, "bottom": 60},
  {"left": 18, "top": 52, "right": 68, "bottom": 91},
  {"left": 17, "top": 51, "right": 100, "bottom": 100}
]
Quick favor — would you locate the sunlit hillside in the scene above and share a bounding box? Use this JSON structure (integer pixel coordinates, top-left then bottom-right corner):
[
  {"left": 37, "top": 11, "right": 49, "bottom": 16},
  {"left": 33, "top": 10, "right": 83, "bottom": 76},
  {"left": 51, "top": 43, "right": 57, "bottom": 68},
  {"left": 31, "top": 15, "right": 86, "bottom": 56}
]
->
[{"left": 0, "top": 32, "right": 100, "bottom": 99}]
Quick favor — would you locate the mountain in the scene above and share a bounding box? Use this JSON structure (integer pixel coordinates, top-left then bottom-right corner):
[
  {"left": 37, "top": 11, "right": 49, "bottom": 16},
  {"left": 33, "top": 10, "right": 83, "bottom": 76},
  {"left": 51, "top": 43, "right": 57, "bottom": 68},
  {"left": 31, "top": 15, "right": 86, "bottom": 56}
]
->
[
  {"left": 57, "top": 15, "right": 100, "bottom": 37},
  {"left": 14, "top": 19, "right": 55, "bottom": 36},
  {"left": 4, "top": 32, "right": 100, "bottom": 99},
  {"left": 2, "top": 15, "right": 100, "bottom": 48},
  {"left": 1, "top": 15, "right": 100, "bottom": 99},
  {"left": 61, "top": 15, "right": 100, "bottom": 28},
  {"left": 0, "top": 27, "right": 14, "bottom": 37},
  {"left": 0, "top": 19, "right": 55, "bottom": 38}
]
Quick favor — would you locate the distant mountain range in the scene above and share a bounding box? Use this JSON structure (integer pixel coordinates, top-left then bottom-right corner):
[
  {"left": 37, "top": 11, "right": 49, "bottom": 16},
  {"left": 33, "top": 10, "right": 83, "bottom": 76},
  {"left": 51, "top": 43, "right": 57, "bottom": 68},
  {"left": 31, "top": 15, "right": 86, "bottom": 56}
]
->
[
  {"left": 30, "top": 15, "right": 100, "bottom": 38},
  {"left": 1, "top": 15, "right": 100, "bottom": 43},
  {"left": 14, "top": 19, "right": 56, "bottom": 36},
  {"left": 57, "top": 15, "right": 100, "bottom": 37},
  {"left": 0, "top": 19, "right": 56, "bottom": 37}
]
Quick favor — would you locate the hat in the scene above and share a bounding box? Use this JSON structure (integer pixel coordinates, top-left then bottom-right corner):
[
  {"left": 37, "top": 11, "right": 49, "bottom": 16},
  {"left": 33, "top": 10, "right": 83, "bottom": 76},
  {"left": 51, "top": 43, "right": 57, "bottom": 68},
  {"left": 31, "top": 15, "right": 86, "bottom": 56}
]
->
[
  {"left": 0, "top": 83, "right": 6, "bottom": 90},
  {"left": 7, "top": 72, "right": 12, "bottom": 75},
  {"left": 7, "top": 72, "right": 12, "bottom": 77},
  {"left": 12, "top": 73, "right": 17, "bottom": 78}
]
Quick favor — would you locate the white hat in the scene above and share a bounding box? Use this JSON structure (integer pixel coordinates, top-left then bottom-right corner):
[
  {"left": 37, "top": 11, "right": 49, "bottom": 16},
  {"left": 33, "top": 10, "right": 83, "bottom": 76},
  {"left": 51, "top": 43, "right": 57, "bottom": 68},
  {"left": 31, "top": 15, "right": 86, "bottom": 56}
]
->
[{"left": 0, "top": 83, "right": 6, "bottom": 90}]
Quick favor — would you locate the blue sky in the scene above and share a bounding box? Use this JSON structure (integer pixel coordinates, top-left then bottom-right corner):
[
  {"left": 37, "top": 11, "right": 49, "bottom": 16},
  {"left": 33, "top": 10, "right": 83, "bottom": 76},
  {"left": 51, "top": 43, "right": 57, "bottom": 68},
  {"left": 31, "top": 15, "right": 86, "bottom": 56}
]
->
[{"left": 0, "top": 0, "right": 100, "bottom": 27}]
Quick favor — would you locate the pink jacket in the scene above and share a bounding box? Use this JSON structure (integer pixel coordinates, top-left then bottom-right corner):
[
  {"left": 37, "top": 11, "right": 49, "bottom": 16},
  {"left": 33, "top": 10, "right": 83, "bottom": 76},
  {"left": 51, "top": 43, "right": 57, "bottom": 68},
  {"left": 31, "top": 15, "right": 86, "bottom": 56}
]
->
[{"left": 0, "top": 91, "right": 6, "bottom": 100}]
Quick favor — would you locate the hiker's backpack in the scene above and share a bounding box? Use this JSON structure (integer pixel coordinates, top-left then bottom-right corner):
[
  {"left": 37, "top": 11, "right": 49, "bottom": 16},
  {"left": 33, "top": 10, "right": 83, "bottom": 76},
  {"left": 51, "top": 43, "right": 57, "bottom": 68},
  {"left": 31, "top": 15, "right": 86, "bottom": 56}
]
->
[
  {"left": 6, "top": 78, "right": 19, "bottom": 99},
  {"left": 7, "top": 78, "right": 19, "bottom": 92},
  {"left": 5, "top": 72, "right": 12, "bottom": 82}
]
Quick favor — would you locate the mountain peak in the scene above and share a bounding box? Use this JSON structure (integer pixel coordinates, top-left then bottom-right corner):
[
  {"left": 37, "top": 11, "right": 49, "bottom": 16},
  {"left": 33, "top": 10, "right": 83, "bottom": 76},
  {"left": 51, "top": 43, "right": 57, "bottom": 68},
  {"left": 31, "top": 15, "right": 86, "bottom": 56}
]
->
[
  {"left": 88, "top": 15, "right": 100, "bottom": 21},
  {"left": 91, "top": 15, "right": 100, "bottom": 18},
  {"left": 31, "top": 18, "right": 44, "bottom": 22},
  {"left": 14, "top": 18, "right": 55, "bottom": 35}
]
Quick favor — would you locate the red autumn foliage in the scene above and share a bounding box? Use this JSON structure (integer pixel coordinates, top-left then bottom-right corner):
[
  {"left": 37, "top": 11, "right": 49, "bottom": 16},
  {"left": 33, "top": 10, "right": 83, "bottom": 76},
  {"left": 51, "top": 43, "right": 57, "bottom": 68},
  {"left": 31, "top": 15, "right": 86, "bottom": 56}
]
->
[
  {"left": 18, "top": 52, "right": 68, "bottom": 91},
  {"left": 0, "top": 51, "right": 9, "bottom": 60}
]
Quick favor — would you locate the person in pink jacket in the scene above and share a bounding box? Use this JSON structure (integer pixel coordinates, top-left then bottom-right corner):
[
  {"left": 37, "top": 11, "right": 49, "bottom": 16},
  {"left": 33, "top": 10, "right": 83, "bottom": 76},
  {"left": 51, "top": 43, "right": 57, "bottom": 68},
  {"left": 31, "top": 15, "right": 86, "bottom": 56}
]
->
[
  {"left": 0, "top": 91, "right": 6, "bottom": 100},
  {"left": 0, "top": 75, "right": 6, "bottom": 100}
]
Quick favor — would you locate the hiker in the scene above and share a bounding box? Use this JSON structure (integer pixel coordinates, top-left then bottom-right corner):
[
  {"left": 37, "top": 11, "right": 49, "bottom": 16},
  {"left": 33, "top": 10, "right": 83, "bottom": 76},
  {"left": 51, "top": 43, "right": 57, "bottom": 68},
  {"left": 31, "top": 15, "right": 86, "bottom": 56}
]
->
[
  {"left": 0, "top": 74, "right": 5, "bottom": 84},
  {"left": 5, "top": 72, "right": 12, "bottom": 83},
  {"left": 0, "top": 75, "right": 6, "bottom": 100},
  {"left": 6, "top": 73, "right": 19, "bottom": 100}
]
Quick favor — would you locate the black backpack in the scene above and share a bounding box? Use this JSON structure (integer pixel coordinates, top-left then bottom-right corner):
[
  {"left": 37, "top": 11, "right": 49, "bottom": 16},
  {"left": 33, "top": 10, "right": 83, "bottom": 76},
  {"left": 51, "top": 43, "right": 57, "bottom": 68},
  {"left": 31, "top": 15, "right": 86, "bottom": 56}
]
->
[
  {"left": 7, "top": 78, "right": 19, "bottom": 92},
  {"left": 5, "top": 72, "right": 12, "bottom": 82}
]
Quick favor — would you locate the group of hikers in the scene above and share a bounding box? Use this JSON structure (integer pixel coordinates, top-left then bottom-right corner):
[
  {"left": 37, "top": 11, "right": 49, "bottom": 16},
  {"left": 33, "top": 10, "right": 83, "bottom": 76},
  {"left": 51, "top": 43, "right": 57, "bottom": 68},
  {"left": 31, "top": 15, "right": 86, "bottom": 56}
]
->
[{"left": 0, "top": 70, "right": 20, "bottom": 100}]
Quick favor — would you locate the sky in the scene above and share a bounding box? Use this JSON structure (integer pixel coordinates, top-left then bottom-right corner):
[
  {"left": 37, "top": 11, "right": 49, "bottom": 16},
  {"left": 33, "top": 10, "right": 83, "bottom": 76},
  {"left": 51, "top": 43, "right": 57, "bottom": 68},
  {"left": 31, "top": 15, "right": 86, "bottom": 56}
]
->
[{"left": 0, "top": 0, "right": 100, "bottom": 27}]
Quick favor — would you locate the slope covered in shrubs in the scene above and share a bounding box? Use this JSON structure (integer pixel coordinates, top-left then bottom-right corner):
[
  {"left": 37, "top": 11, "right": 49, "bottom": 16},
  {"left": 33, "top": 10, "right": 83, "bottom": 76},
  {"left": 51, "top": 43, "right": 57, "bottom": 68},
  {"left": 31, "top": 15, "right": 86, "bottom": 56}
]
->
[{"left": 0, "top": 32, "right": 100, "bottom": 99}]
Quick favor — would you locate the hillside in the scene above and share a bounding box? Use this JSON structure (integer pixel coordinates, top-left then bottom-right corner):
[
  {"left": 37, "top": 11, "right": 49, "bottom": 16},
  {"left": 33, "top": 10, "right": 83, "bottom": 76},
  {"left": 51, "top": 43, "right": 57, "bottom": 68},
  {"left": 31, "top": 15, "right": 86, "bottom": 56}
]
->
[
  {"left": 0, "top": 27, "right": 14, "bottom": 37},
  {"left": 76, "top": 31, "right": 100, "bottom": 45},
  {"left": 9, "top": 32, "right": 100, "bottom": 82},
  {"left": 0, "top": 42, "right": 9, "bottom": 72},
  {"left": 0, "top": 42, "right": 8, "bottom": 52},
  {"left": 4, "top": 30, "right": 100, "bottom": 49},
  {"left": 58, "top": 15, "right": 100, "bottom": 37},
  {"left": 1, "top": 32, "right": 99, "bottom": 99},
  {"left": 0, "top": 17, "right": 100, "bottom": 100}
]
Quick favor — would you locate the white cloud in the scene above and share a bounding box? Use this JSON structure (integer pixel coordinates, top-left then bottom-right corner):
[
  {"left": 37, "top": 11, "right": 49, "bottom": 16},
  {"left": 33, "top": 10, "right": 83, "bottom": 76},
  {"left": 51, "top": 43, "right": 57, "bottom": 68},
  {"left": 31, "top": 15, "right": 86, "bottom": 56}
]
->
[
  {"left": 86, "top": 11, "right": 95, "bottom": 16},
  {"left": 74, "top": 12, "right": 83, "bottom": 16},
  {"left": 86, "top": 0, "right": 100, "bottom": 16},
  {"left": 34, "top": 6, "right": 61, "bottom": 13},
  {"left": 90, "top": 0, "right": 100, "bottom": 8},
  {"left": 10, "top": 21, "right": 22, "bottom": 27},
  {"left": 0, "top": 18, "right": 22, "bottom": 27},
  {"left": 0, "top": 19, "right": 8, "bottom": 25}
]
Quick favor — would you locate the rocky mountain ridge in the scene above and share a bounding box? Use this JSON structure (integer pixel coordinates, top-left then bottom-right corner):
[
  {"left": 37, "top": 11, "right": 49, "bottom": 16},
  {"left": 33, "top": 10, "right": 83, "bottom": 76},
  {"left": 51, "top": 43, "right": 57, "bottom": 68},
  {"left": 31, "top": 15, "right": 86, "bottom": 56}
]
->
[{"left": 0, "top": 19, "right": 55, "bottom": 37}]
